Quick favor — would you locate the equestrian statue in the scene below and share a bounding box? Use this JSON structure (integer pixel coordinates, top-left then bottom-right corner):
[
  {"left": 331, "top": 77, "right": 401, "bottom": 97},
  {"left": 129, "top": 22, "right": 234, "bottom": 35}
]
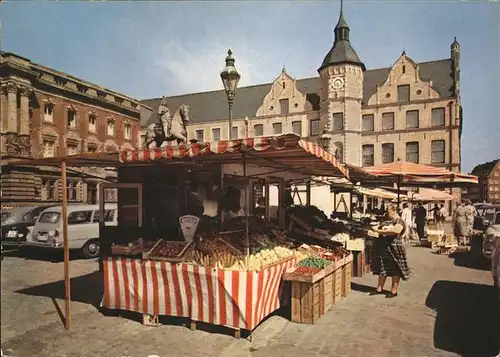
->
[{"left": 144, "top": 96, "right": 190, "bottom": 148}]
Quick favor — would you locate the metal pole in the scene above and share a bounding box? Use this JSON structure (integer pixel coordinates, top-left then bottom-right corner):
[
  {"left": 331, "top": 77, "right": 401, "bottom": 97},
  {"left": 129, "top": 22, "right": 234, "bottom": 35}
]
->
[
  {"left": 242, "top": 153, "right": 249, "bottom": 270},
  {"left": 228, "top": 100, "right": 234, "bottom": 140},
  {"left": 61, "top": 159, "right": 71, "bottom": 330}
]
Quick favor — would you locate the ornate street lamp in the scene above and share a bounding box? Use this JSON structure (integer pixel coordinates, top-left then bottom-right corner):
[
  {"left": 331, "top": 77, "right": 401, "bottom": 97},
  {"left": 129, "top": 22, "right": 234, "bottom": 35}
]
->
[
  {"left": 319, "top": 132, "right": 331, "bottom": 152},
  {"left": 220, "top": 49, "right": 240, "bottom": 139}
]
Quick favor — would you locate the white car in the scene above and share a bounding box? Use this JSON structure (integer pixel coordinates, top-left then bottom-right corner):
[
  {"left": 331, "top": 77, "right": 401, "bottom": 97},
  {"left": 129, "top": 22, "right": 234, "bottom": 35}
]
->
[{"left": 26, "top": 204, "right": 117, "bottom": 259}]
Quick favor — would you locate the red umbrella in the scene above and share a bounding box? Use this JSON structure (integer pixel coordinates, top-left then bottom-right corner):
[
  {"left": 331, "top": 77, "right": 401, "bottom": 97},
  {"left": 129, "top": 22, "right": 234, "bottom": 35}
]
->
[{"left": 362, "top": 161, "right": 478, "bottom": 205}]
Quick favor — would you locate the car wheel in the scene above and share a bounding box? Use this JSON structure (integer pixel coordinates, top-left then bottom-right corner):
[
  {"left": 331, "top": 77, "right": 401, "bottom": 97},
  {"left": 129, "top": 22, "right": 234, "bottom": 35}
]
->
[{"left": 82, "top": 240, "right": 100, "bottom": 259}]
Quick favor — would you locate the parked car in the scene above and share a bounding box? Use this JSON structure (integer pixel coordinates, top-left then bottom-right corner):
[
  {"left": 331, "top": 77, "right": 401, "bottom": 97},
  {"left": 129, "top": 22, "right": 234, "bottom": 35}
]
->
[
  {"left": 473, "top": 203, "right": 500, "bottom": 232},
  {"left": 25, "top": 204, "right": 117, "bottom": 259},
  {"left": 481, "top": 211, "right": 500, "bottom": 292},
  {"left": 1, "top": 205, "right": 58, "bottom": 249}
]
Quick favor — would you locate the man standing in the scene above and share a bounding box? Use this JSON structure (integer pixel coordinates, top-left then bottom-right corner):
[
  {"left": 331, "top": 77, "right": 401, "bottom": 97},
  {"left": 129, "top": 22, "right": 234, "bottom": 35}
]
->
[
  {"left": 401, "top": 203, "right": 413, "bottom": 244},
  {"left": 415, "top": 203, "right": 427, "bottom": 242}
]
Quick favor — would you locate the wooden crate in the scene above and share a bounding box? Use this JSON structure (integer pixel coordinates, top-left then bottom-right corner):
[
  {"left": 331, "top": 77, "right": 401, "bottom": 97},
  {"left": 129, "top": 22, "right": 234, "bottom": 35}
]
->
[
  {"left": 290, "top": 279, "right": 324, "bottom": 324},
  {"left": 323, "top": 272, "right": 334, "bottom": 311},
  {"left": 351, "top": 250, "right": 365, "bottom": 277},
  {"left": 332, "top": 266, "right": 343, "bottom": 302},
  {"left": 342, "top": 260, "right": 352, "bottom": 297}
]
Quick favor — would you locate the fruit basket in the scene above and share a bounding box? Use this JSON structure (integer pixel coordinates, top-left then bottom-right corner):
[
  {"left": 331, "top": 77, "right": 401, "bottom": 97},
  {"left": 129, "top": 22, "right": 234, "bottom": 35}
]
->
[{"left": 143, "top": 239, "right": 193, "bottom": 262}]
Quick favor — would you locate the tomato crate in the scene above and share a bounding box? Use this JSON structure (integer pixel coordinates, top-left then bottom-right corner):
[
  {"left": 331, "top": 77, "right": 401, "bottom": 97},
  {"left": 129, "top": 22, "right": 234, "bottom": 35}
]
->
[
  {"left": 289, "top": 279, "right": 325, "bottom": 324},
  {"left": 342, "top": 257, "right": 353, "bottom": 297}
]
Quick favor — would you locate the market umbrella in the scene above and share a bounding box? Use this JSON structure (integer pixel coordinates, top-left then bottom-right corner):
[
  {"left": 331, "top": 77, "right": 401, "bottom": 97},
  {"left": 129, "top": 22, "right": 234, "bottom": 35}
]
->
[
  {"left": 413, "top": 188, "right": 453, "bottom": 202},
  {"left": 362, "top": 161, "right": 478, "bottom": 205}
]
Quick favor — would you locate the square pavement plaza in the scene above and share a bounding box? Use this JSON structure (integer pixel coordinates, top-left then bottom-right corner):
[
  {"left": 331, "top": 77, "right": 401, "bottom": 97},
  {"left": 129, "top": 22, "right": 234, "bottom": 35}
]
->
[{"left": 1, "top": 245, "right": 498, "bottom": 357}]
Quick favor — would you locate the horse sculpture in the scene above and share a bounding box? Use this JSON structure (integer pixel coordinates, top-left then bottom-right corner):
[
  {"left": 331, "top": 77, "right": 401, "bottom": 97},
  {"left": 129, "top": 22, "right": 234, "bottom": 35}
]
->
[{"left": 144, "top": 97, "right": 190, "bottom": 148}]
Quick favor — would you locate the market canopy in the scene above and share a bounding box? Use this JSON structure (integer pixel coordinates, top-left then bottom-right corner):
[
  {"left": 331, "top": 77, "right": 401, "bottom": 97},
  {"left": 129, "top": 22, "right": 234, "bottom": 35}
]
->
[
  {"left": 361, "top": 161, "right": 478, "bottom": 185},
  {"left": 412, "top": 188, "right": 453, "bottom": 201},
  {"left": 354, "top": 186, "right": 407, "bottom": 200},
  {"left": 119, "top": 134, "right": 350, "bottom": 178}
]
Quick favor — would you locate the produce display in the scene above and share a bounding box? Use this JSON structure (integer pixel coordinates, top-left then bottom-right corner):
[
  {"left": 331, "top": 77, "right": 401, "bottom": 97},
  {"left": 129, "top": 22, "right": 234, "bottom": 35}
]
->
[
  {"left": 297, "top": 257, "right": 331, "bottom": 270},
  {"left": 111, "top": 238, "right": 157, "bottom": 256},
  {"left": 148, "top": 240, "right": 191, "bottom": 260}
]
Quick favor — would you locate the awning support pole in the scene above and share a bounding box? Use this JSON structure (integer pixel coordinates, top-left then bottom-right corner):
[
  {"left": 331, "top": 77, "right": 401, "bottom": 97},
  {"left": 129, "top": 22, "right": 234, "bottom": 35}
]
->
[{"left": 61, "top": 159, "right": 71, "bottom": 330}]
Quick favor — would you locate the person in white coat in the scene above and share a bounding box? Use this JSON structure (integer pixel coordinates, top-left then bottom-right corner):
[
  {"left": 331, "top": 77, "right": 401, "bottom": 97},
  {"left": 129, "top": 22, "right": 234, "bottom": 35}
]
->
[{"left": 401, "top": 203, "right": 413, "bottom": 244}]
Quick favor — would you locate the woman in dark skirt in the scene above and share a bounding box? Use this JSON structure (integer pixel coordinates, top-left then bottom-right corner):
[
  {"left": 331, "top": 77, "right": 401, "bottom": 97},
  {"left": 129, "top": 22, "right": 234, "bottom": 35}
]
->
[{"left": 370, "top": 204, "right": 411, "bottom": 298}]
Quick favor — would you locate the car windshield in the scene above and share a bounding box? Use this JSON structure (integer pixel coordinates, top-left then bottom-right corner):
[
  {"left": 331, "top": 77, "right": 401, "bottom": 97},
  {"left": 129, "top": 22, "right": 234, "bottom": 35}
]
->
[
  {"left": 483, "top": 208, "right": 497, "bottom": 222},
  {"left": 495, "top": 213, "right": 500, "bottom": 225},
  {"left": 39, "top": 212, "right": 61, "bottom": 224}
]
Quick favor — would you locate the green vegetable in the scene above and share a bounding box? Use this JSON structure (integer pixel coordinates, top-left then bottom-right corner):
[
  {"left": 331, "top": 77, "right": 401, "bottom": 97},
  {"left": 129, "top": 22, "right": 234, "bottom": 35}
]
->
[{"left": 297, "top": 257, "right": 331, "bottom": 269}]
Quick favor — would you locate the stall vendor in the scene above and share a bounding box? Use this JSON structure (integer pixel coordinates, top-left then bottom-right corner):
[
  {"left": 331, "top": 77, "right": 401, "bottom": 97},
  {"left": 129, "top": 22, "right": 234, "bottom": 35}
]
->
[{"left": 369, "top": 204, "right": 411, "bottom": 298}]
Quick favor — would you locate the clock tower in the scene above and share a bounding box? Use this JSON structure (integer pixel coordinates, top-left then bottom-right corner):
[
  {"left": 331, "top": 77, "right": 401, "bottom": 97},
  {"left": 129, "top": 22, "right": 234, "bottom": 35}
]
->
[{"left": 318, "top": 0, "right": 365, "bottom": 166}]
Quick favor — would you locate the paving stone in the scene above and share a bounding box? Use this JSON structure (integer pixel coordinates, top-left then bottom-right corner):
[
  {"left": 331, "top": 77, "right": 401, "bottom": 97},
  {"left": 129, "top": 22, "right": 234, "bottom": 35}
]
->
[{"left": 1, "top": 243, "right": 498, "bottom": 357}]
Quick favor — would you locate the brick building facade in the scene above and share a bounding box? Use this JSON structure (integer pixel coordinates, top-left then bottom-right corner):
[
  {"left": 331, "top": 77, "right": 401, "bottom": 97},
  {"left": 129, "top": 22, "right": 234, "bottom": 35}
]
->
[
  {"left": 0, "top": 52, "right": 143, "bottom": 207},
  {"left": 466, "top": 160, "right": 500, "bottom": 204}
]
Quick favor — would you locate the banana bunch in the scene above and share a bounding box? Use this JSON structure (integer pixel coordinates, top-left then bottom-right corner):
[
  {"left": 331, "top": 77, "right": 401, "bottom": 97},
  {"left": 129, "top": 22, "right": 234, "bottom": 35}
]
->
[
  {"left": 190, "top": 250, "right": 217, "bottom": 268},
  {"left": 216, "top": 251, "right": 238, "bottom": 268},
  {"left": 294, "top": 249, "right": 309, "bottom": 262}
]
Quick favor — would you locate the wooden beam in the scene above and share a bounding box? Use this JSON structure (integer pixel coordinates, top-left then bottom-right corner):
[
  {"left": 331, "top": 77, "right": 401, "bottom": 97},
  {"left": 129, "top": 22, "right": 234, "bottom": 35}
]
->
[{"left": 61, "top": 159, "right": 71, "bottom": 330}]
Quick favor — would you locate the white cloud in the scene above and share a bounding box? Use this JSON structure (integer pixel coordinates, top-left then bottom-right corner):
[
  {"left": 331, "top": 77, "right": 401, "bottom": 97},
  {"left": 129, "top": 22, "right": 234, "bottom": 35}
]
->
[{"left": 150, "top": 39, "right": 277, "bottom": 96}]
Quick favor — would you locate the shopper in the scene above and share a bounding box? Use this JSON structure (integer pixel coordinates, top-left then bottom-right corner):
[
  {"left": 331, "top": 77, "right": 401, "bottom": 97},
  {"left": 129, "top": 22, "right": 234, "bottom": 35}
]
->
[
  {"left": 432, "top": 203, "right": 440, "bottom": 225},
  {"left": 453, "top": 200, "right": 473, "bottom": 246},
  {"left": 370, "top": 204, "right": 411, "bottom": 298},
  {"left": 401, "top": 203, "right": 413, "bottom": 244},
  {"left": 415, "top": 203, "right": 427, "bottom": 242},
  {"left": 438, "top": 203, "right": 447, "bottom": 226}
]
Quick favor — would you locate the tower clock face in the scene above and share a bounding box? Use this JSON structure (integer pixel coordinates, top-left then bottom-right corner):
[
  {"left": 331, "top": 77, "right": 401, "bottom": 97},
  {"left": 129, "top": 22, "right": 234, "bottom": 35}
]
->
[{"left": 331, "top": 77, "right": 345, "bottom": 90}]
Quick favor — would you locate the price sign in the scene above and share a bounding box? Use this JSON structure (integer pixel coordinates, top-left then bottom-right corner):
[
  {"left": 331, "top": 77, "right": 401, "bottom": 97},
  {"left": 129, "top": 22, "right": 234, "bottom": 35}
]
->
[{"left": 179, "top": 215, "right": 199, "bottom": 242}]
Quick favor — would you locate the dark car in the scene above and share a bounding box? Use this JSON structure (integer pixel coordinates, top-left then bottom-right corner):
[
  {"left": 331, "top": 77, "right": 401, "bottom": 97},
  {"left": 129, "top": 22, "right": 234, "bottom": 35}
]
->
[
  {"left": 473, "top": 203, "right": 500, "bottom": 232},
  {"left": 1, "top": 205, "right": 58, "bottom": 249}
]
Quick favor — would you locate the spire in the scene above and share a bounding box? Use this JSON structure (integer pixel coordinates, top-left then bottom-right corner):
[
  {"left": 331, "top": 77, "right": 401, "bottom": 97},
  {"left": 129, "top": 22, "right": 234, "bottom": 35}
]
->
[
  {"left": 318, "top": 0, "right": 365, "bottom": 72},
  {"left": 334, "top": 0, "right": 349, "bottom": 43}
]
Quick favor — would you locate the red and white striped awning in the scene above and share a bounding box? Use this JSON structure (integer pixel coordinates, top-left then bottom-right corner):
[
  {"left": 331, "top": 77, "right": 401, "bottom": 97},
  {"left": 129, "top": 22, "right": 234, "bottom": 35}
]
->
[
  {"left": 119, "top": 134, "right": 349, "bottom": 179},
  {"left": 362, "top": 162, "right": 478, "bottom": 184}
]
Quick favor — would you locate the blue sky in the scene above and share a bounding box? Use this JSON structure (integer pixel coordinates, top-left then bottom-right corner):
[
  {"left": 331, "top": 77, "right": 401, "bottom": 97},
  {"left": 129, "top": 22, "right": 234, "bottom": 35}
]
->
[{"left": 1, "top": 1, "right": 499, "bottom": 172}]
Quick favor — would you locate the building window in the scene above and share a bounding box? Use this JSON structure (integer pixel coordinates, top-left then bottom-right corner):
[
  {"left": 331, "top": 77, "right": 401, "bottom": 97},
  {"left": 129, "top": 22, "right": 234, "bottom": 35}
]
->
[
  {"left": 67, "top": 110, "right": 77, "bottom": 129},
  {"left": 310, "top": 119, "right": 321, "bottom": 136},
  {"left": 382, "top": 112, "right": 394, "bottom": 131},
  {"left": 406, "top": 142, "right": 419, "bottom": 163},
  {"left": 431, "top": 140, "right": 445, "bottom": 163},
  {"left": 279, "top": 99, "right": 289, "bottom": 115},
  {"left": 272, "top": 122, "right": 282, "bottom": 135},
  {"left": 382, "top": 143, "right": 395, "bottom": 164},
  {"left": 16, "top": 91, "right": 21, "bottom": 109},
  {"left": 397, "top": 85, "right": 410, "bottom": 102},
  {"left": 125, "top": 123, "right": 132, "bottom": 140},
  {"left": 88, "top": 114, "right": 97, "bottom": 133},
  {"left": 292, "top": 121, "right": 302, "bottom": 136},
  {"left": 43, "top": 140, "right": 55, "bottom": 158},
  {"left": 254, "top": 124, "right": 264, "bottom": 137},
  {"left": 406, "top": 110, "right": 419, "bottom": 129},
  {"left": 362, "top": 145, "right": 374, "bottom": 167},
  {"left": 67, "top": 182, "right": 76, "bottom": 201},
  {"left": 87, "top": 183, "right": 97, "bottom": 204},
  {"left": 333, "top": 142, "right": 343, "bottom": 162},
  {"left": 362, "top": 114, "right": 374, "bottom": 132},
  {"left": 87, "top": 145, "right": 98, "bottom": 153},
  {"left": 41, "top": 179, "right": 56, "bottom": 201},
  {"left": 44, "top": 104, "right": 54, "bottom": 123},
  {"left": 195, "top": 129, "right": 204, "bottom": 142},
  {"left": 107, "top": 119, "right": 115, "bottom": 136},
  {"left": 67, "top": 144, "right": 78, "bottom": 156},
  {"left": 332, "top": 113, "right": 344, "bottom": 131},
  {"left": 212, "top": 128, "right": 221, "bottom": 141},
  {"left": 231, "top": 126, "right": 239, "bottom": 139},
  {"left": 432, "top": 107, "right": 445, "bottom": 127}
]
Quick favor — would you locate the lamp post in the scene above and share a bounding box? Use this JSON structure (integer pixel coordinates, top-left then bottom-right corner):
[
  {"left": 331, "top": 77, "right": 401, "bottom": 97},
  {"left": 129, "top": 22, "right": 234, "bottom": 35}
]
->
[
  {"left": 319, "top": 131, "right": 331, "bottom": 152},
  {"left": 244, "top": 116, "right": 249, "bottom": 138},
  {"left": 220, "top": 49, "right": 240, "bottom": 139}
]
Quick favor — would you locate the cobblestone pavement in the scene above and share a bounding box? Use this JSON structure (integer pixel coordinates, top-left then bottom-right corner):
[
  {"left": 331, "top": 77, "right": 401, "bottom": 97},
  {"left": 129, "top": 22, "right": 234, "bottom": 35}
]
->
[{"left": 1, "top": 245, "right": 498, "bottom": 357}]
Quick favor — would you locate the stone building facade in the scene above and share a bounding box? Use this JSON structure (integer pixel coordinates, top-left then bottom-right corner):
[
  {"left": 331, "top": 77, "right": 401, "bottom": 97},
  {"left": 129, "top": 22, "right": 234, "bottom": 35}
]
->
[
  {"left": 466, "top": 160, "right": 500, "bottom": 204},
  {"left": 140, "top": 6, "right": 462, "bottom": 187},
  {"left": 0, "top": 52, "right": 143, "bottom": 208}
]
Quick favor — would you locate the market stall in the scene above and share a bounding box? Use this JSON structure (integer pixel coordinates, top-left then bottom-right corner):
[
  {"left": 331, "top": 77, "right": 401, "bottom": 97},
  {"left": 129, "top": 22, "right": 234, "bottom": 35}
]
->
[{"left": 100, "top": 134, "right": 355, "bottom": 334}]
